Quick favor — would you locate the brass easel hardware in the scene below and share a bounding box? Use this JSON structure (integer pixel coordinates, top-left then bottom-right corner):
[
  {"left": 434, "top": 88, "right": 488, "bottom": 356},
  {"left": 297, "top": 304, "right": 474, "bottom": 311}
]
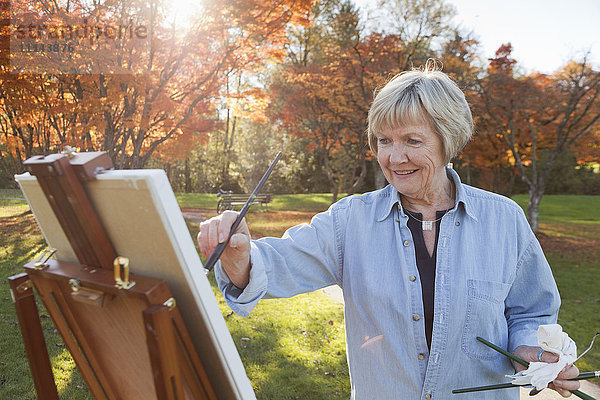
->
[
  {"left": 61, "top": 145, "right": 78, "bottom": 159},
  {"left": 9, "top": 280, "right": 32, "bottom": 303},
  {"left": 69, "top": 278, "right": 106, "bottom": 307},
  {"left": 69, "top": 278, "right": 81, "bottom": 292},
  {"left": 163, "top": 297, "right": 176, "bottom": 311},
  {"left": 16, "top": 280, "right": 32, "bottom": 294},
  {"left": 34, "top": 248, "right": 57, "bottom": 270},
  {"left": 113, "top": 257, "right": 135, "bottom": 290}
]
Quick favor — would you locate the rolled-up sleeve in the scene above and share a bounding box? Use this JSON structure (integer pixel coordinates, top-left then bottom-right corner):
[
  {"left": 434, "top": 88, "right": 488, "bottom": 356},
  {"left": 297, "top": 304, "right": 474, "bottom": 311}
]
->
[
  {"left": 215, "top": 243, "right": 269, "bottom": 317},
  {"left": 215, "top": 203, "right": 347, "bottom": 317}
]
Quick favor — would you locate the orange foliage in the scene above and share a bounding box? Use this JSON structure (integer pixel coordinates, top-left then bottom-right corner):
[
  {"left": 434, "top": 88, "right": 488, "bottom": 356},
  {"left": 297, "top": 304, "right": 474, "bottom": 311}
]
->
[
  {"left": 465, "top": 44, "right": 600, "bottom": 196},
  {"left": 1, "top": 0, "right": 315, "bottom": 168}
]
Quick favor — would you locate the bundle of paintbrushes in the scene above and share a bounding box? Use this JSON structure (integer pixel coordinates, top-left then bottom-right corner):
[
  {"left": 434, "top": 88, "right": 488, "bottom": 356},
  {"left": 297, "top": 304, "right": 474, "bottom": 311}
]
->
[{"left": 452, "top": 335, "right": 599, "bottom": 400}]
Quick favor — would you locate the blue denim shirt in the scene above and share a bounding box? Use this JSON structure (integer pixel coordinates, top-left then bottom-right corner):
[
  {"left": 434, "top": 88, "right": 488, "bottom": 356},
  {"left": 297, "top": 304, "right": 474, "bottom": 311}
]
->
[{"left": 215, "top": 168, "right": 560, "bottom": 399}]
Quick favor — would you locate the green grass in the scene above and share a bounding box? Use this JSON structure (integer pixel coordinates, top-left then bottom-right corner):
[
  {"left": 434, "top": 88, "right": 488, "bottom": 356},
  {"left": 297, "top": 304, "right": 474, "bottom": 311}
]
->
[
  {"left": 0, "top": 199, "right": 29, "bottom": 217},
  {"left": 0, "top": 188, "right": 24, "bottom": 199},
  {"left": 1, "top": 194, "right": 599, "bottom": 399},
  {"left": 269, "top": 194, "right": 343, "bottom": 212},
  {"left": 209, "top": 274, "right": 349, "bottom": 399},
  {"left": 174, "top": 192, "right": 217, "bottom": 209},
  {"left": 550, "top": 251, "right": 600, "bottom": 374},
  {"left": 512, "top": 194, "right": 600, "bottom": 223},
  {"left": 175, "top": 192, "right": 341, "bottom": 213},
  {"left": 0, "top": 202, "right": 91, "bottom": 399},
  {"left": 186, "top": 219, "right": 350, "bottom": 398},
  {"left": 3, "top": 189, "right": 338, "bottom": 213}
]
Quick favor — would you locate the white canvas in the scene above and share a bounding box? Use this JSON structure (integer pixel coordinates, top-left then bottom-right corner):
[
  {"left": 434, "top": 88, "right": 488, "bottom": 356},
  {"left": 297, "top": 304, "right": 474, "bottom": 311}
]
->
[{"left": 15, "top": 169, "right": 256, "bottom": 400}]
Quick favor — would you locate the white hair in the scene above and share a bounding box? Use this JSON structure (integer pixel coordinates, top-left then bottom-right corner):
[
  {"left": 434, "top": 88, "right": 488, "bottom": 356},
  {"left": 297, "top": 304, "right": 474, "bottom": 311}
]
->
[{"left": 367, "top": 63, "right": 473, "bottom": 162}]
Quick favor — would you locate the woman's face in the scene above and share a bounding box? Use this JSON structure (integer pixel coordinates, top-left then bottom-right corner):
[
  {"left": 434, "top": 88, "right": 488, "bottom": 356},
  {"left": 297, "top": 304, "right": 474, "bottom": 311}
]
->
[{"left": 376, "top": 124, "right": 447, "bottom": 200}]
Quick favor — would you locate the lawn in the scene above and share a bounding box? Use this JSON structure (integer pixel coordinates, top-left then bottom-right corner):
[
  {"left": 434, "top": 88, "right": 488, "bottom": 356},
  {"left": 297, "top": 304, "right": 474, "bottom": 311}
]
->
[
  {"left": 208, "top": 274, "right": 348, "bottom": 399},
  {"left": 0, "top": 199, "right": 91, "bottom": 399},
  {"left": 175, "top": 192, "right": 341, "bottom": 213},
  {"left": 0, "top": 192, "right": 599, "bottom": 399}
]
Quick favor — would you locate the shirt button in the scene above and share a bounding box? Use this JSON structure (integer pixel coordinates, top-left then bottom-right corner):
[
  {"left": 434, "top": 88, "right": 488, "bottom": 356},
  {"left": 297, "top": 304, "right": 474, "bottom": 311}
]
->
[
  {"left": 425, "top": 394, "right": 432, "bottom": 400},
  {"left": 403, "top": 240, "right": 410, "bottom": 247},
  {"left": 418, "top": 353, "right": 425, "bottom": 360},
  {"left": 455, "top": 221, "right": 460, "bottom": 226},
  {"left": 395, "top": 218, "right": 400, "bottom": 222},
  {"left": 412, "top": 314, "right": 420, "bottom": 321},
  {"left": 409, "top": 275, "right": 417, "bottom": 282}
]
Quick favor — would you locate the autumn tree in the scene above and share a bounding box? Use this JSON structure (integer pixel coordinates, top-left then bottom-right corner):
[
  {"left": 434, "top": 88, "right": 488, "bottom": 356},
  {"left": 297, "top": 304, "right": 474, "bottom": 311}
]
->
[
  {"left": 271, "top": 0, "right": 452, "bottom": 201},
  {"left": 269, "top": 0, "right": 364, "bottom": 201},
  {"left": 473, "top": 45, "right": 600, "bottom": 231},
  {"left": 0, "top": 0, "right": 314, "bottom": 186},
  {"left": 268, "top": 0, "right": 477, "bottom": 199},
  {"left": 372, "top": 0, "right": 457, "bottom": 67}
]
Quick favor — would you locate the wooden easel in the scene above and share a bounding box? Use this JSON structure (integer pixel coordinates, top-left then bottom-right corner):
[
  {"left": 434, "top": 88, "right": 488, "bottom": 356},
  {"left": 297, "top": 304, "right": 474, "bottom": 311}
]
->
[{"left": 9, "top": 152, "right": 217, "bottom": 400}]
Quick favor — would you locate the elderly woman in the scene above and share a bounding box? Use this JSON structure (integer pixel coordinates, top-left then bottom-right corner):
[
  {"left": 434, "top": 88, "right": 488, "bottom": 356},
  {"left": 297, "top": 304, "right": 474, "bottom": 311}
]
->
[{"left": 198, "top": 66, "right": 580, "bottom": 399}]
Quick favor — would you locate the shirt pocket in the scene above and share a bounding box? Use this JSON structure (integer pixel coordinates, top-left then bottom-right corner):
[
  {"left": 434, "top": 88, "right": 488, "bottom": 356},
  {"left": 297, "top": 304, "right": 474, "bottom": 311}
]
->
[{"left": 461, "top": 279, "right": 511, "bottom": 360}]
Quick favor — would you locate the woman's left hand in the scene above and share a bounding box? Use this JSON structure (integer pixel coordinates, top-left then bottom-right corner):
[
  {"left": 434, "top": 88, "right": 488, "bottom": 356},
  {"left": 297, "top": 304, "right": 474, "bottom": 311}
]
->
[{"left": 512, "top": 346, "right": 580, "bottom": 397}]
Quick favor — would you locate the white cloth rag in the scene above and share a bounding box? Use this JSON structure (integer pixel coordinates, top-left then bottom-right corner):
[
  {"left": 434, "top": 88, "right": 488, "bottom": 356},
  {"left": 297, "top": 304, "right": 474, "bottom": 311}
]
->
[{"left": 506, "top": 324, "right": 577, "bottom": 390}]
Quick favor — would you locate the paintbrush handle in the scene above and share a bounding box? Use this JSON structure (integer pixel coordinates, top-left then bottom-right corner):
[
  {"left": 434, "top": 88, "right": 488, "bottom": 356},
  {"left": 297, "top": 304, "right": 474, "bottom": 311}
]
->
[
  {"left": 452, "top": 382, "right": 516, "bottom": 393},
  {"left": 475, "top": 337, "right": 596, "bottom": 400},
  {"left": 453, "top": 372, "right": 600, "bottom": 394},
  {"left": 204, "top": 151, "right": 282, "bottom": 273},
  {"left": 476, "top": 337, "right": 529, "bottom": 367},
  {"left": 576, "top": 372, "right": 600, "bottom": 380}
]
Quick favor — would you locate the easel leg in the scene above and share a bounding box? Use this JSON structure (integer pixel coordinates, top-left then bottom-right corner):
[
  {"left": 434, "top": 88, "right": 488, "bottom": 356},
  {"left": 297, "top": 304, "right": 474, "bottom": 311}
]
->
[
  {"left": 144, "top": 304, "right": 184, "bottom": 400},
  {"left": 8, "top": 273, "right": 59, "bottom": 400}
]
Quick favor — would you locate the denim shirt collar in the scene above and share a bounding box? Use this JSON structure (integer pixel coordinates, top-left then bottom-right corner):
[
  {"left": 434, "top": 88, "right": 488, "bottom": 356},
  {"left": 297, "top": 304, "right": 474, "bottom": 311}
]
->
[{"left": 375, "top": 167, "right": 479, "bottom": 222}]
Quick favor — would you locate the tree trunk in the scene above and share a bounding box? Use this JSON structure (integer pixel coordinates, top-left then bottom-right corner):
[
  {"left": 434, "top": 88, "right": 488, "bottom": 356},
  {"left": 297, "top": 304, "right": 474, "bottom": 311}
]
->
[
  {"left": 321, "top": 152, "right": 338, "bottom": 203},
  {"left": 347, "top": 156, "right": 367, "bottom": 196},
  {"left": 184, "top": 158, "right": 191, "bottom": 193},
  {"left": 465, "top": 164, "right": 471, "bottom": 185},
  {"left": 506, "top": 173, "right": 515, "bottom": 198},
  {"left": 373, "top": 159, "right": 386, "bottom": 189},
  {"left": 526, "top": 148, "right": 560, "bottom": 232},
  {"left": 165, "top": 163, "right": 172, "bottom": 186},
  {"left": 331, "top": 185, "right": 339, "bottom": 204},
  {"left": 526, "top": 188, "right": 543, "bottom": 233}
]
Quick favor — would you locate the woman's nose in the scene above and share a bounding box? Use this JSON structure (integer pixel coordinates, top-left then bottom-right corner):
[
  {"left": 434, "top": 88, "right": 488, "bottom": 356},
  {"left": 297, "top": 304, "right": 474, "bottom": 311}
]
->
[{"left": 389, "top": 144, "right": 408, "bottom": 164}]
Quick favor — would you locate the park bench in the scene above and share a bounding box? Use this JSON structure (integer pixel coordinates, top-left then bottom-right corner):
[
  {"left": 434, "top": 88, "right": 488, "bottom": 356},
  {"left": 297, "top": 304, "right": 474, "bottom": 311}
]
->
[{"left": 216, "top": 190, "right": 272, "bottom": 213}]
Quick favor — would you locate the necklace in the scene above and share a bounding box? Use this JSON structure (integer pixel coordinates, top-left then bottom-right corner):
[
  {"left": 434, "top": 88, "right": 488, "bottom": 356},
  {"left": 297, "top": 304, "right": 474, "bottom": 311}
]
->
[
  {"left": 406, "top": 209, "right": 447, "bottom": 231},
  {"left": 403, "top": 183, "right": 455, "bottom": 231}
]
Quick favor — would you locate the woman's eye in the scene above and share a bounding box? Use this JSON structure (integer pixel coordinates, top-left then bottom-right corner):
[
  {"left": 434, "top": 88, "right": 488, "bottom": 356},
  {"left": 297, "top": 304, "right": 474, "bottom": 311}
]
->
[
  {"left": 408, "top": 138, "right": 421, "bottom": 145},
  {"left": 378, "top": 137, "right": 390, "bottom": 144}
]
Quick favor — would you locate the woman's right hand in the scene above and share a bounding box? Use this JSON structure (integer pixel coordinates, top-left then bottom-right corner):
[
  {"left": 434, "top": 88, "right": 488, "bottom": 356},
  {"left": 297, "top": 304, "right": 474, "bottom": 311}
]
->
[{"left": 197, "top": 211, "right": 252, "bottom": 289}]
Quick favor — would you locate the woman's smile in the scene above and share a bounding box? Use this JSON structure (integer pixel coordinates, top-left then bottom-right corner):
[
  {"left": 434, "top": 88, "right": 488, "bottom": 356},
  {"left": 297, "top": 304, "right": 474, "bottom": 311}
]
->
[
  {"left": 394, "top": 169, "right": 417, "bottom": 176},
  {"left": 376, "top": 124, "right": 448, "bottom": 203}
]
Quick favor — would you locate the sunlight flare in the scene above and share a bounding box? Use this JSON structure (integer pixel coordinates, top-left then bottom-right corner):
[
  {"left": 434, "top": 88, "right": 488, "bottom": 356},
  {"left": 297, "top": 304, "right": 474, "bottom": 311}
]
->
[{"left": 163, "top": 0, "right": 203, "bottom": 32}]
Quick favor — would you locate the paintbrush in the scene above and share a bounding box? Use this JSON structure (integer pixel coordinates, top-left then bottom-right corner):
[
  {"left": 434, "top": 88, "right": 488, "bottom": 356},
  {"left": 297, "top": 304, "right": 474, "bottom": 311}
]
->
[
  {"left": 453, "top": 371, "right": 600, "bottom": 394},
  {"left": 455, "top": 337, "right": 596, "bottom": 400},
  {"left": 204, "top": 151, "right": 282, "bottom": 273}
]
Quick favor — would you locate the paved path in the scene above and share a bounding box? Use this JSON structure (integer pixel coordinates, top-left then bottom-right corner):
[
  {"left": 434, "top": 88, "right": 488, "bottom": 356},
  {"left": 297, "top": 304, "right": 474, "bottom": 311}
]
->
[
  {"left": 519, "top": 381, "right": 600, "bottom": 399},
  {"left": 181, "top": 209, "right": 210, "bottom": 224},
  {"left": 182, "top": 209, "right": 263, "bottom": 240},
  {"left": 321, "top": 285, "right": 600, "bottom": 399}
]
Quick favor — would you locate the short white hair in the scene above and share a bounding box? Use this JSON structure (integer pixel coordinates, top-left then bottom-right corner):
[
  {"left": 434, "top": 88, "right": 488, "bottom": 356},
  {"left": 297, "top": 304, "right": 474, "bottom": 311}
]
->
[{"left": 367, "top": 63, "right": 473, "bottom": 162}]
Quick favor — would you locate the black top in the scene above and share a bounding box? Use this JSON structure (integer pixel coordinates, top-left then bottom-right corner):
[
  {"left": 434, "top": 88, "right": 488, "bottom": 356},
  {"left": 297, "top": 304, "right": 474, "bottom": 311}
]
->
[{"left": 405, "top": 209, "right": 447, "bottom": 350}]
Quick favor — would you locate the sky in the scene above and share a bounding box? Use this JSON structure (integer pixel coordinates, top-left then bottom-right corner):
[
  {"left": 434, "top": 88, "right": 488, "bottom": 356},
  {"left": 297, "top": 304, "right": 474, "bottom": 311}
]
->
[
  {"left": 166, "top": 0, "right": 600, "bottom": 74},
  {"left": 353, "top": 0, "right": 600, "bottom": 74},
  {"left": 445, "top": 0, "right": 600, "bottom": 73}
]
